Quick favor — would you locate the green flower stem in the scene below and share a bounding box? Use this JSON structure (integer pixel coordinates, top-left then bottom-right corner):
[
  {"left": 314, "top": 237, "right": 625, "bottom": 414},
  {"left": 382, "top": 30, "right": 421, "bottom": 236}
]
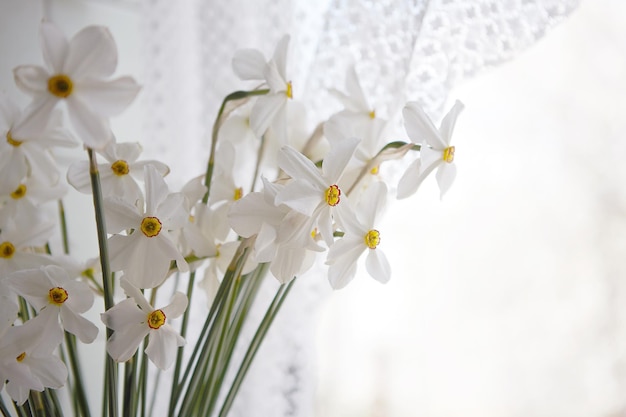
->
[
  {"left": 168, "top": 271, "right": 196, "bottom": 412},
  {"left": 64, "top": 332, "right": 92, "bottom": 417},
  {"left": 176, "top": 240, "right": 253, "bottom": 416},
  {"left": 122, "top": 356, "right": 138, "bottom": 417},
  {"left": 29, "top": 393, "right": 44, "bottom": 417},
  {"left": 202, "top": 89, "right": 270, "bottom": 204},
  {"left": 0, "top": 396, "right": 11, "bottom": 417},
  {"left": 205, "top": 263, "right": 268, "bottom": 416},
  {"left": 46, "top": 389, "right": 64, "bottom": 417},
  {"left": 200, "top": 274, "right": 242, "bottom": 417},
  {"left": 249, "top": 134, "right": 266, "bottom": 192},
  {"left": 86, "top": 148, "right": 118, "bottom": 417},
  {"left": 168, "top": 266, "right": 231, "bottom": 413},
  {"left": 13, "top": 402, "right": 29, "bottom": 417},
  {"left": 58, "top": 200, "right": 70, "bottom": 255},
  {"left": 139, "top": 343, "right": 149, "bottom": 417},
  {"left": 40, "top": 390, "right": 59, "bottom": 417},
  {"left": 218, "top": 278, "right": 297, "bottom": 417}
]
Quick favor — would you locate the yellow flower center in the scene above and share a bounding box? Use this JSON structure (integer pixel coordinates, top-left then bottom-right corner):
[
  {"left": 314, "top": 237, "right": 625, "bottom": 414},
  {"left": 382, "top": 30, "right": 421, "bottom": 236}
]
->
[
  {"left": 147, "top": 309, "right": 166, "bottom": 329},
  {"left": 48, "top": 287, "right": 69, "bottom": 305},
  {"left": 47, "top": 74, "right": 73, "bottom": 98},
  {"left": 324, "top": 184, "right": 341, "bottom": 206},
  {"left": 0, "top": 242, "right": 16, "bottom": 258},
  {"left": 141, "top": 217, "right": 162, "bottom": 238},
  {"left": 370, "top": 165, "right": 379, "bottom": 175},
  {"left": 111, "top": 160, "right": 130, "bottom": 176},
  {"left": 233, "top": 187, "right": 243, "bottom": 201},
  {"left": 442, "top": 146, "right": 455, "bottom": 163},
  {"left": 364, "top": 229, "right": 380, "bottom": 249},
  {"left": 16, "top": 352, "right": 26, "bottom": 362},
  {"left": 285, "top": 81, "right": 293, "bottom": 99},
  {"left": 6, "top": 131, "right": 22, "bottom": 147},
  {"left": 368, "top": 110, "right": 376, "bottom": 119},
  {"left": 10, "top": 184, "right": 27, "bottom": 199}
]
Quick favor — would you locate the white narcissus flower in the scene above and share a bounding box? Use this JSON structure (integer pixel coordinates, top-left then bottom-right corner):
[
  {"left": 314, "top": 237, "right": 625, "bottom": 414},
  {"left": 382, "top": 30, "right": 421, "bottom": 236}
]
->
[
  {"left": 6, "top": 265, "right": 98, "bottom": 343},
  {"left": 326, "top": 182, "right": 391, "bottom": 289},
  {"left": 0, "top": 312, "right": 66, "bottom": 406},
  {"left": 397, "top": 100, "right": 464, "bottom": 199},
  {"left": 229, "top": 177, "right": 320, "bottom": 283},
  {"left": 0, "top": 93, "right": 76, "bottom": 194},
  {"left": 0, "top": 174, "right": 67, "bottom": 222},
  {"left": 232, "top": 35, "right": 292, "bottom": 143},
  {"left": 13, "top": 21, "right": 140, "bottom": 149},
  {"left": 105, "top": 164, "right": 189, "bottom": 289},
  {"left": 67, "top": 141, "right": 169, "bottom": 207},
  {"left": 275, "top": 137, "right": 360, "bottom": 247},
  {"left": 101, "top": 278, "right": 187, "bottom": 370},
  {"left": 0, "top": 214, "right": 56, "bottom": 276}
]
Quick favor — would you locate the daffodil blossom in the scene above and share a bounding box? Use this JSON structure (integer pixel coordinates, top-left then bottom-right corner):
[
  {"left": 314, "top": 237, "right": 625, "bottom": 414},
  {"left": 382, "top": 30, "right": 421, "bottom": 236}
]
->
[
  {"left": 0, "top": 312, "right": 66, "bottom": 406},
  {"left": 0, "top": 214, "right": 56, "bottom": 276},
  {"left": 326, "top": 182, "right": 391, "bottom": 289},
  {"left": 275, "top": 137, "right": 360, "bottom": 247},
  {"left": 13, "top": 21, "right": 140, "bottom": 149},
  {"left": 6, "top": 265, "right": 98, "bottom": 343},
  {"left": 229, "top": 177, "right": 320, "bottom": 283},
  {"left": 105, "top": 165, "right": 189, "bottom": 288},
  {"left": 67, "top": 141, "right": 169, "bottom": 207},
  {"left": 0, "top": 93, "right": 76, "bottom": 194},
  {"left": 0, "top": 174, "right": 67, "bottom": 223},
  {"left": 101, "top": 278, "right": 187, "bottom": 370},
  {"left": 397, "top": 100, "right": 464, "bottom": 199},
  {"left": 232, "top": 35, "right": 292, "bottom": 143}
]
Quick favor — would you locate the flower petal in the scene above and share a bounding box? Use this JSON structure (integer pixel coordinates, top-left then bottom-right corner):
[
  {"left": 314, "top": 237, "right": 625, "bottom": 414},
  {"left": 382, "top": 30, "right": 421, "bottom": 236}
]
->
[
  {"left": 65, "top": 95, "right": 113, "bottom": 149},
  {"left": 60, "top": 307, "right": 98, "bottom": 343},
  {"left": 365, "top": 249, "right": 391, "bottom": 284},
  {"left": 232, "top": 48, "right": 267, "bottom": 80},
  {"left": 75, "top": 76, "right": 141, "bottom": 117},
  {"left": 322, "top": 136, "right": 360, "bottom": 184},
  {"left": 104, "top": 196, "right": 141, "bottom": 234},
  {"left": 275, "top": 180, "right": 321, "bottom": 216},
  {"left": 100, "top": 297, "right": 146, "bottom": 331},
  {"left": 272, "top": 35, "right": 290, "bottom": 81},
  {"left": 439, "top": 100, "right": 464, "bottom": 146},
  {"left": 161, "top": 292, "right": 188, "bottom": 319},
  {"left": 66, "top": 160, "right": 92, "bottom": 194},
  {"left": 64, "top": 26, "right": 117, "bottom": 79},
  {"left": 11, "top": 95, "right": 58, "bottom": 139},
  {"left": 436, "top": 162, "right": 457, "bottom": 199},
  {"left": 144, "top": 164, "right": 169, "bottom": 215},
  {"left": 40, "top": 21, "right": 69, "bottom": 73},
  {"left": 250, "top": 94, "right": 285, "bottom": 138},
  {"left": 13, "top": 66, "right": 49, "bottom": 95},
  {"left": 105, "top": 322, "right": 147, "bottom": 362},
  {"left": 277, "top": 145, "right": 326, "bottom": 189},
  {"left": 403, "top": 101, "right": 445, "bottom": 149},
  {"left": 145, "top": 326, "right": 185, "bottom": 370}
]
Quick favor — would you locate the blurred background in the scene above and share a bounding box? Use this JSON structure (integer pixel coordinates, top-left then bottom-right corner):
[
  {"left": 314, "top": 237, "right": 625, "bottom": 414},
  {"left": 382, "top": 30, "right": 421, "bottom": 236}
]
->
[{"left": 1, "top": 0, "right": 625, "bottom": 416}]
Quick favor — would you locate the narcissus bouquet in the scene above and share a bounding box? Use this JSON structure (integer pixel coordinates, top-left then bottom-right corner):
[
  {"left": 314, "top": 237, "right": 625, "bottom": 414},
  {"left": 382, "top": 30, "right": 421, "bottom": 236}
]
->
[{"left": 0, "top": 21, "right": 463, "bottom": 417}]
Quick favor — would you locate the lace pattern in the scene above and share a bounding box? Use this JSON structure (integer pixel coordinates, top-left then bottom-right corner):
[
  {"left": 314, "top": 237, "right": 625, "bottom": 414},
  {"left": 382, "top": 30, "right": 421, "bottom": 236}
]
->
[{"left": 136, "top": 1, "right": 579, "bottom": 415}]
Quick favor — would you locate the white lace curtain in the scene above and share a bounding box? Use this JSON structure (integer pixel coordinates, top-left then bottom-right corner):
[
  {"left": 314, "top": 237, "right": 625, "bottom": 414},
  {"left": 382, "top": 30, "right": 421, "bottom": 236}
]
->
[{"left": 134, "top": 1, "right": 579, "bottom": 416}]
